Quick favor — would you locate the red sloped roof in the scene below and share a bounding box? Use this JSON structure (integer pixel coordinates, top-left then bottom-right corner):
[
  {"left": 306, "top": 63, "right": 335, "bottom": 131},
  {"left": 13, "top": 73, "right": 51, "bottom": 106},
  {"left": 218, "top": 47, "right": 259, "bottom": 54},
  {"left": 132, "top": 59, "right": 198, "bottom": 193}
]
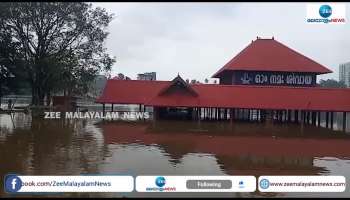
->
[
  {"left": 148, "top": 92, "right": 200, "bottom": 107},
  {"left": 147, "top": 75, "right": 200, "bottom": 107},
  {"left": 96, "top": 79, "right": 169, "bottom": 104},
  {"left": 97, "top": 79, "right": 350, "bottom": 112},
  {"left": 190, "top": 84, "right": 350, "bottom": 111},
  {"left": 212, "top": 38, "right": 332, "bottom": 78}
]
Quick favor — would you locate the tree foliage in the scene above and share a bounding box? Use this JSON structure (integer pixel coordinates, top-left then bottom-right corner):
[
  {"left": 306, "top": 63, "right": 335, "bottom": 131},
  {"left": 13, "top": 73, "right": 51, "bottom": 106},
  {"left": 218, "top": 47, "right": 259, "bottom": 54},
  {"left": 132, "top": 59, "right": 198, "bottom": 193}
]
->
[
  {"left": 319, "top": 79, "right": 347, "bottom": 88},
  {"left": 0, "top": 2, "right": 115, "bottom": 105},
  {"left": 0, "top": 28, "right": 27, "bottom": 104}
]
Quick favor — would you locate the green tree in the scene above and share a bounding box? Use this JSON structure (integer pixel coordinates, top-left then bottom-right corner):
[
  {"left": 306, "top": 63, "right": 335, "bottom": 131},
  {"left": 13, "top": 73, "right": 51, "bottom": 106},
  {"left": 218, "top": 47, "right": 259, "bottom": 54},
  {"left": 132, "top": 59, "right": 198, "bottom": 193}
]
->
[
  {"left": 319, "top": 79, "right": 347, "bottom": 88},
  {"left": 0, "top": 2, "right": 115, "bottom": 106},
  {"left": 0, "top": 30, "right": 27, "bottom": 105}
]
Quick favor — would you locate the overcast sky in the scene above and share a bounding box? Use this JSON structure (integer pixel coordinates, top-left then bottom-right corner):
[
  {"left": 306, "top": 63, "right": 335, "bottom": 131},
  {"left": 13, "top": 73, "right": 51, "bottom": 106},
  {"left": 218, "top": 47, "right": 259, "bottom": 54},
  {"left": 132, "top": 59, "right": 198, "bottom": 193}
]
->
[{"left": 93, "top": 2, "right": 350, "bottom": 82}]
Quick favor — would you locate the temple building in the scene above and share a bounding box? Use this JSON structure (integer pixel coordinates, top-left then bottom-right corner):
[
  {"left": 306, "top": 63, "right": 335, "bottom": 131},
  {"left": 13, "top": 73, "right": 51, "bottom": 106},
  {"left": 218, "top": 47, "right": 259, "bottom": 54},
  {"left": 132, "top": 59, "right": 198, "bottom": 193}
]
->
[
  {"left": 97, "top": 37, "right": 350, "bottom": 132},
  {"left": 212, "top": 37, "right": 331, "bottom": 86}
]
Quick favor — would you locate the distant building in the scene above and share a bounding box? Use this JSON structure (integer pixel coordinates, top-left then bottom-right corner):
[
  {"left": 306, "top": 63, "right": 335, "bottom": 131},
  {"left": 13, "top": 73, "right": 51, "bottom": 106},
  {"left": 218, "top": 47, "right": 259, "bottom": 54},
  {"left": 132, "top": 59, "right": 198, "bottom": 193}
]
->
[
  {"left": 339, "top": 62, "right": 350, "bottom": 87},
  {"left": 137, "top": 72, "right": 156, "bottom": 81}
]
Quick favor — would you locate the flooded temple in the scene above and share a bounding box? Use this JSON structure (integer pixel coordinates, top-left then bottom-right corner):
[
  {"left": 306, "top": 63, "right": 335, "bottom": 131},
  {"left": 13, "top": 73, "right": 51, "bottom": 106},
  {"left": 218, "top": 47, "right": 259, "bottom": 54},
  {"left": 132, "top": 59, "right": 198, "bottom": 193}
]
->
[{"left": 97, "top": 37, "right": 350, "bottom": 132}]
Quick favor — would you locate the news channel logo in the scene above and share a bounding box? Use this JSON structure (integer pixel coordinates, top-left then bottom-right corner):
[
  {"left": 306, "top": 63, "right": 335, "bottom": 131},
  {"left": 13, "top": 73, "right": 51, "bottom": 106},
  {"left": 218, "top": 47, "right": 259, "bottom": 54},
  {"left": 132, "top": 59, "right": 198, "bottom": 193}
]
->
[
  {"left": 145, "top": 176, "right": 176, "bottom": 192},
  {"left": 319, "top": 5, "right": 332, "bottom": 18},
  {"left": 155, "top": 176, "right": 166, "bottom": 187},
  {"left": 239, "top": 180, "right": 245, "bottom": 188},
  {"left": 259, "top": 179, "right": 270, "bottom": 190},
  {"left": 4, "top": 175, "right": 22, "bottom": 193},
  {"left": 306, "top": 3, "right": 346, "bottom": 24}
]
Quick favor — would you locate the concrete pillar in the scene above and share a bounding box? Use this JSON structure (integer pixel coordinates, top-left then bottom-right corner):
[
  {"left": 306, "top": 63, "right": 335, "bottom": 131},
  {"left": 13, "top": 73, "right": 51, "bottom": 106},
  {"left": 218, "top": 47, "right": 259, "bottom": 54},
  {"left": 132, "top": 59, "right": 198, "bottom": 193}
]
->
[
  {"left": 312, "top": 112, "right": 316, "bottom": 126},
  {"left": 212, "top": 108, "right": 214, "bottom": 120},
  {"left": 139, "top": 104, "right": 142, "bottom": 120},
  {"left": 102, "top": 104, "right": 105, "bottom": 115},
  {"left": 294, "top": 110, "right": 299, "bottom": 123},
  {"left": 217, "top": 108, "right": 220, "bottom": 120},
  {"left": 206, "top": 108, "right": 208, "bottom": 120},
  {"left": 198, "top": 108, "right": 201, "bottom": 126},
  {"left": 326, "top": 112, "right": 329, "bottom": 128},
  {"left": 261, "top": 109, "right": 266, "bottom": 122},
  {"left": 330, "top": 112, "right": 334, "bottom": 130},
  {"left": 317, "top": 112, "right": 321, "bottom": 127},
  {"left": 214, "top": 108, "right": 217, "bottom": 120},
  {"left": 198, "top": 107, "right": 201, "bottom": 120},
  {"left": 343, "top": 112, "right": 347, "bottom": 132},
  {"left": 288, "top": 110, "right": 291, "bottom": 122},
  {"left": 301, "top": 110, "right": 305, "bottom": 130},
  {"left": 213, "top": 108, "right": 215, "bottom": 120},
  {"left": 300, "top": 111, "right": 303, "bottom": 121},
  {"left": 192, "top": 107, "right": 196, "bottom": 120},
  {"left": 197, "top": 107, "right": 199, "bottom": 120},
  {"left": 216, "top": 108, "right": 219, "bottom": 120},
  {"left": 278, "top": 110, "right": 282, "bottom": 122},
  {"left": 283, "top": 110, "right": 287, "bottom": 122},
  {"left": 217, "top": 108, "right": 219, "bottom": 120}
]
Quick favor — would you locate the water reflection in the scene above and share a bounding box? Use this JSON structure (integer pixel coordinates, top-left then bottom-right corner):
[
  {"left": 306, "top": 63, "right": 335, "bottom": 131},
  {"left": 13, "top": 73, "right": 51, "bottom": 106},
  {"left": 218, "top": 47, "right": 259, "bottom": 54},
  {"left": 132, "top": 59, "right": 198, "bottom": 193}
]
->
[{"left": 0, "top": 113, "right": 350, "bottom": 198}]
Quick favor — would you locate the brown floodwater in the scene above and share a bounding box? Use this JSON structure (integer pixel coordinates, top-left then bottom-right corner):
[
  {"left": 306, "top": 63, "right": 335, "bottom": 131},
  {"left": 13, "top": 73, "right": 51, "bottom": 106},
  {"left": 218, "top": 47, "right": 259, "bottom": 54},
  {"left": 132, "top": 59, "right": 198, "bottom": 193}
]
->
[{"left": 0, "top": 112, "right": 350, "bottom": 198}]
